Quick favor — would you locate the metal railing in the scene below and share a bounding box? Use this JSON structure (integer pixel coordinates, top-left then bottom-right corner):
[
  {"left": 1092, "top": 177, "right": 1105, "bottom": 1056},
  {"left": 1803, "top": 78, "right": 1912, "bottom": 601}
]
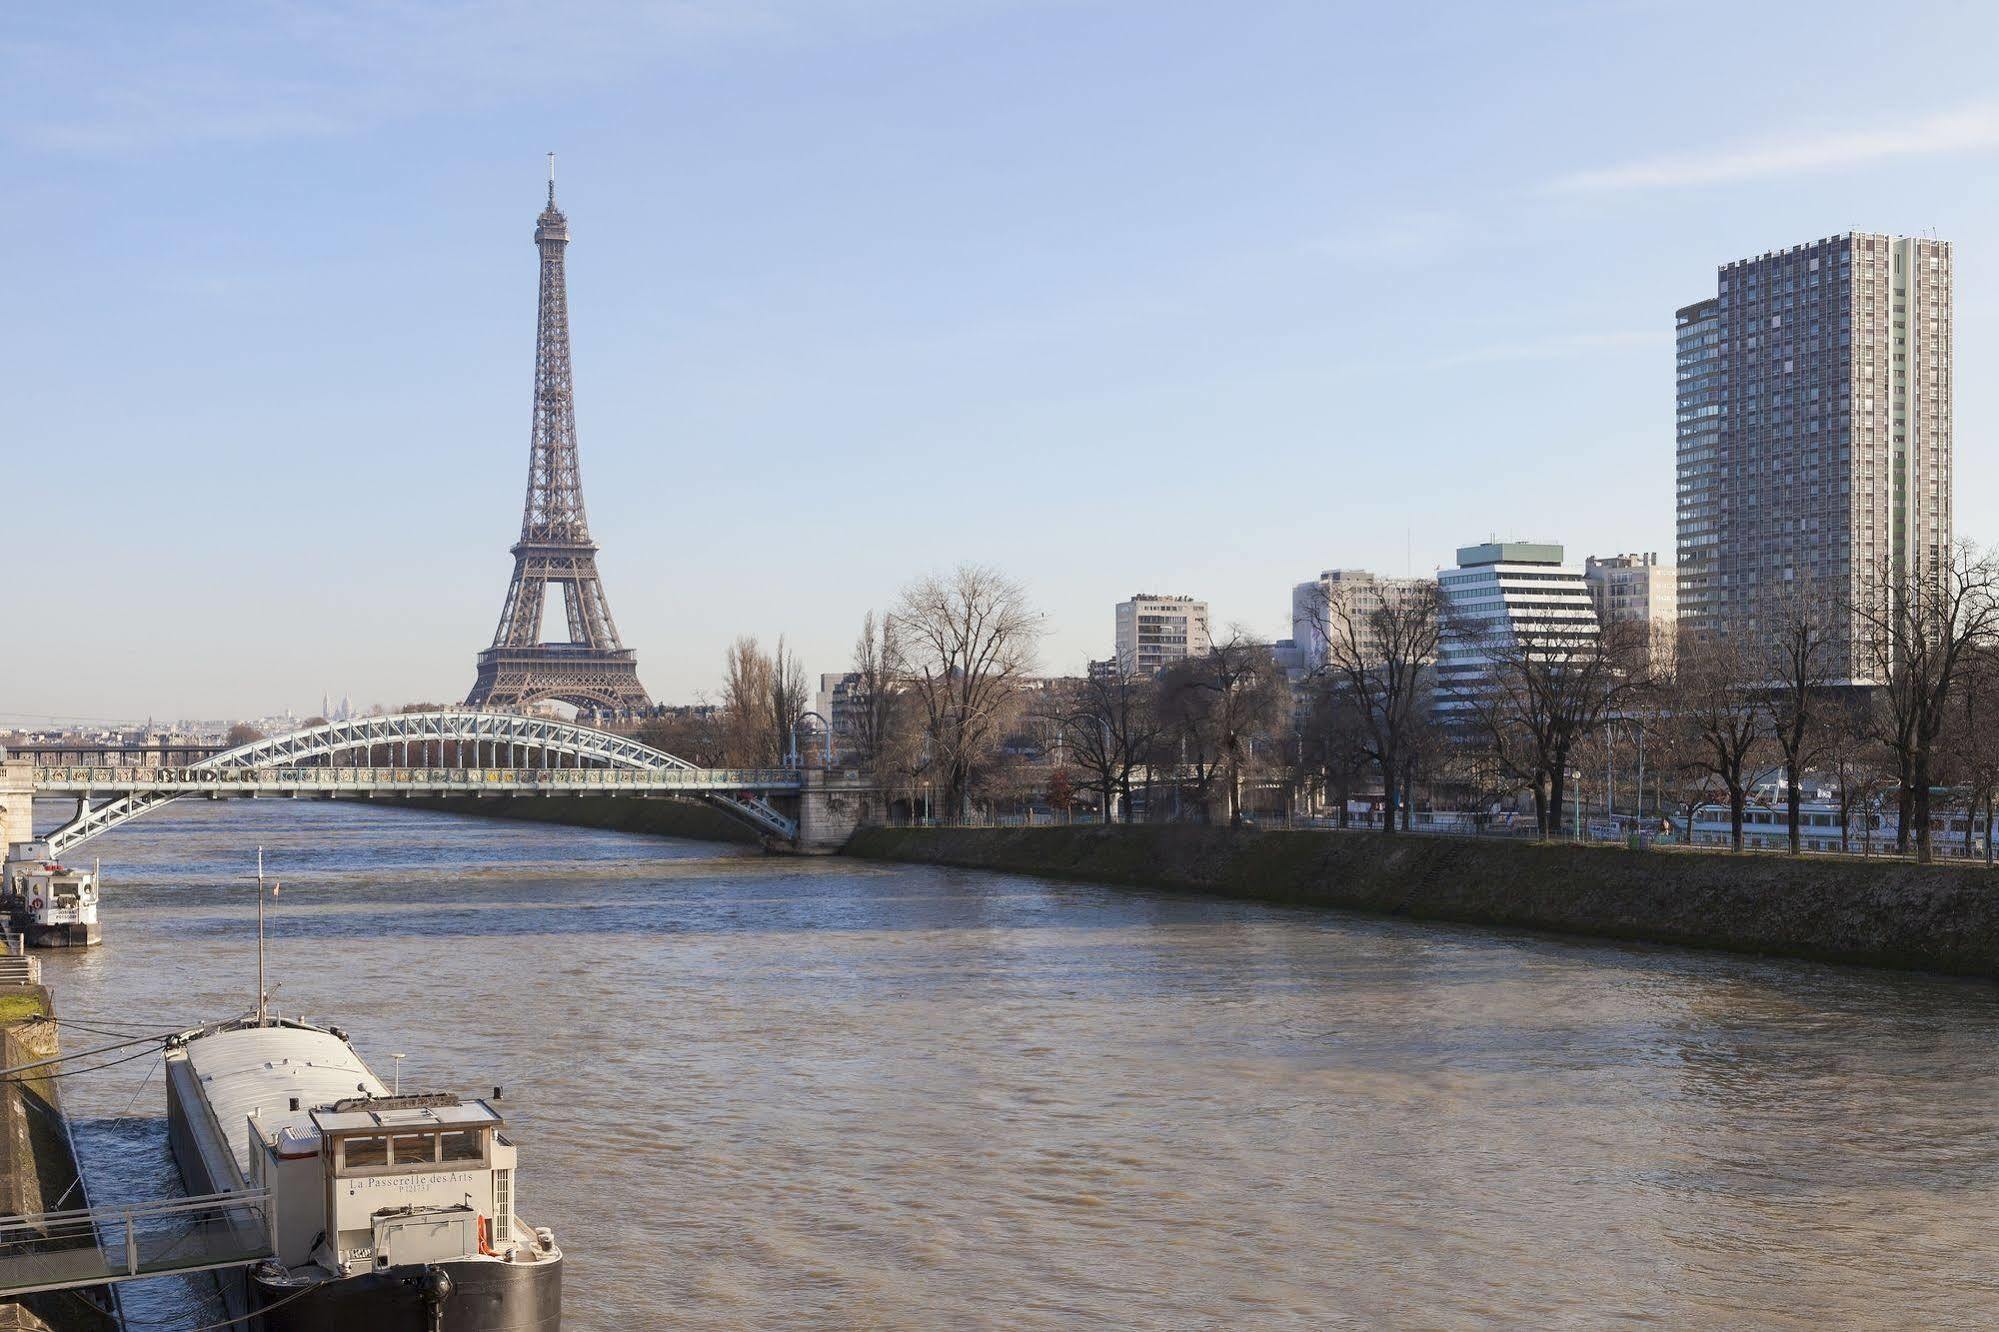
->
[
  {"left": 32, "top": 764, "right": 801, "bottom": 792},
  {"left": 0, "top": 1189, "right": 272, "bottom": 1296},
  {"left": 871, "top": 811, "right": 1999, "bottom": 866}
]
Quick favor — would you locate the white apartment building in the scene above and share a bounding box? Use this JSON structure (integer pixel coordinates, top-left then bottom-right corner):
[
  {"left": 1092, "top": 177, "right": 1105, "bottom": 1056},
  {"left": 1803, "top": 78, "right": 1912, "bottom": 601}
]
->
[
  {"left": 1434, "top": 542, "right": 1600, "bottom": 725},
  {"left": 1290, "top": 569, "right": 1434, "bottom": 670},
  {"left": 1583, "top": 552, "right": 1677, "bottom": 673},
  {"left": 1114, "top": 594, "right": 1211, "bottom": 676}
]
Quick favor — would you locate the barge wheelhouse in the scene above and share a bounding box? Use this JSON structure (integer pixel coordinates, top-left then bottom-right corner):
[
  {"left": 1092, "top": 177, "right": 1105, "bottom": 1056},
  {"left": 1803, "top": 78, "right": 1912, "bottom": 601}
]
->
[
  {"left": 1, "top": 841, "right": 101, "bottom": 947},
  {"left": 165, "top": 1017, "right": 560, "bottom": 1331}
]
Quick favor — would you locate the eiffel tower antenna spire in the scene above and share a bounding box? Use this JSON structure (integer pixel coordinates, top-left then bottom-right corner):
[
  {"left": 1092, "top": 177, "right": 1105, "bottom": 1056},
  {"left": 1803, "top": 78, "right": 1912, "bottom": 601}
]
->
[{"left": 464, "top": 165, "right": 653, "bottom": 718}]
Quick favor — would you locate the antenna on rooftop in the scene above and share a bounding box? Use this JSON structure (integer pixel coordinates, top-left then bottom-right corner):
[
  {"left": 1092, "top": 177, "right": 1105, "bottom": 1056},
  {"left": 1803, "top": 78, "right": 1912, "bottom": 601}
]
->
[
  {"left": 255, "top": 848, "right": 268, "bottom": 1024},
  {"left": 546, "top": 151, "right": 557, "bottom": 205}
]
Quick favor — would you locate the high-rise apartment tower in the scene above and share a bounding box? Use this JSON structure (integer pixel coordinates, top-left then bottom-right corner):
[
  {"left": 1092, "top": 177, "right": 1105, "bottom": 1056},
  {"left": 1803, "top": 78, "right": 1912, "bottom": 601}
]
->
[{"left": 1676, "top": 233, "right": 1952, "bottom": 681}]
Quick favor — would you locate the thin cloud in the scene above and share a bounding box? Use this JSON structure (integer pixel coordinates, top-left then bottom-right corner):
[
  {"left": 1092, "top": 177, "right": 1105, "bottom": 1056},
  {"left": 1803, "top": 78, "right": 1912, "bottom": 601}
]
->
[{"left": 1548, "top": 101, "right": 1999, "bottom": 193}]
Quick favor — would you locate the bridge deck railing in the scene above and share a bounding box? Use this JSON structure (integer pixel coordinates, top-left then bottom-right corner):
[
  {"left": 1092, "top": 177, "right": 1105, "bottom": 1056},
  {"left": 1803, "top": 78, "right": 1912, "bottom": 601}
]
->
[
  {"left": 0, "top": 1189, "right": 272, "bottom": 1296},
  {"left": 31, "top": 765, "right": 801, "bottom": 790}
]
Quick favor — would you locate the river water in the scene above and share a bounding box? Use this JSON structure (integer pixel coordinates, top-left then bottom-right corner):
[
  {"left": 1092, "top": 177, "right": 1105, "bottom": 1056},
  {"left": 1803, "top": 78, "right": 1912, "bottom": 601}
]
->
[{"left": 29, "top": 798, "right": 1999, "bottom": 1329}]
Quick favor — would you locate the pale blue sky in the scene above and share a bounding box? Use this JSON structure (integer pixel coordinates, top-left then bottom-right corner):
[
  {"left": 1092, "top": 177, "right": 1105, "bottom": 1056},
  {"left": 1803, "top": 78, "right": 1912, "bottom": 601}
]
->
[{"left": 6, "top": 0, "right": 1998, "bottom": 721}]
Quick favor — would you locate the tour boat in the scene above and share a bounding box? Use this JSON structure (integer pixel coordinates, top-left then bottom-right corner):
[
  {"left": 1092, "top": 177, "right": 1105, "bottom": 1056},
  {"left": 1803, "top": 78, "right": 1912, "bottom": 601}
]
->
[
  {"left": 0, "top": 841, "right": 102, "bottom": 947},
  {"left": 1687, "top": 800, "right": 1985, "bottom": 854},
  {"left": 164, "top": 1016, "right": 562, "bottom": 1330}
]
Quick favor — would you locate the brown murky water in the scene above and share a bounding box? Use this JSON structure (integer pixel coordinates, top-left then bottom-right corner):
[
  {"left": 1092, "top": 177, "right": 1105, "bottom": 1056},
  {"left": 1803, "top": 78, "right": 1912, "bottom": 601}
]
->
[{"left": 36, "top": 799, "right": 1999, "bottom": 1329}]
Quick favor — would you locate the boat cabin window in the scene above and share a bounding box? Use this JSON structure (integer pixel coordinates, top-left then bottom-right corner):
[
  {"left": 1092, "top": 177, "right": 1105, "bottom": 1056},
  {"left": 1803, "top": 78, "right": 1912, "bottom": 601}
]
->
[
  {"left": 336, "top": 1127, "right": 488, "bottom": 1174},
  {"left": 440, "top": 1130, "right": 483, "bottom": 1163},
  {"left": 341, "top": 1136, "right": 388, "bottom": 1170},
  {"left": 389, "top": 1133, "right": 435, "bottom": 1165}
]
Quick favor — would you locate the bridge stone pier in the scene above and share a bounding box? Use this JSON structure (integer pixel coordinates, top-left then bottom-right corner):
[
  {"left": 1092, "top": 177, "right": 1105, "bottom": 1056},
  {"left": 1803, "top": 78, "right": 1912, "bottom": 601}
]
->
[
  {"left": 0, "top": 759, "right": 32, "bottom": 849},
  {"left": 793, "top": 769, "right": 876, "bottom": 855}
]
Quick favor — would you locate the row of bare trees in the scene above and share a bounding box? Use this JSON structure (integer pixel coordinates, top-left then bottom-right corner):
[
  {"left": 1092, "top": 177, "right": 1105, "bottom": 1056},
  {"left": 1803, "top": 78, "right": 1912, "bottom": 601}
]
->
[
  {"left": 1030, "top": 633, "right": 1293, "bottom": 829},
  {"left": 635, "top": 564, "right": 1045, "bottom": 817},
  {"left": 1644, "top": 549, "right": 1999, "bottom": 862},
  {"left": 641, "top": 543, "right": 1999, "bottom": 861},
  {"left": 637, "top": 635, "right": 807, "bottom": 770},
  {"left": 1280, "top": 542, "right": 1999, "bottom": 863}
]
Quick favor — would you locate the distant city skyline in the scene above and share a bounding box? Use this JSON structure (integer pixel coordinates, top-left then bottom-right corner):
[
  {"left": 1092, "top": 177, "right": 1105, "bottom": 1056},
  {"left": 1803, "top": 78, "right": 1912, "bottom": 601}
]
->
[{"left": 6, "top": 2, "right": 1998, "bottom": 719}]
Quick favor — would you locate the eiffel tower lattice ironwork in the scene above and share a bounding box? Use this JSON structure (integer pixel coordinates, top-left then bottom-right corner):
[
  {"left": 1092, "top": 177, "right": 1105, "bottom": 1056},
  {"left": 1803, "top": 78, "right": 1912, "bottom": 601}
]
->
[{"left": 466, "top": 162, "right": 653, "bottom": 717}]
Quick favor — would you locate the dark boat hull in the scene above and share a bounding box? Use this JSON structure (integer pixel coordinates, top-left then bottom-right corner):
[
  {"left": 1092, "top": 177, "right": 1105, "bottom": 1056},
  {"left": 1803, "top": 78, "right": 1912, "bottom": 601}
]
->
[
  {"left": 22, "top": 919, "right": 100, "bottom": 947},
  {"left": 254, "top": 1255, "right": 561, "bottom": 1332}
]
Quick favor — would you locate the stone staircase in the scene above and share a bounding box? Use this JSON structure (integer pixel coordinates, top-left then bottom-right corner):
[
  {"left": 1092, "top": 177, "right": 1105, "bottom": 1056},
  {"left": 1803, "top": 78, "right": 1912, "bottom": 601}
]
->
[{"left": 0, "top": 938, "right": 38, "bottom": 988}]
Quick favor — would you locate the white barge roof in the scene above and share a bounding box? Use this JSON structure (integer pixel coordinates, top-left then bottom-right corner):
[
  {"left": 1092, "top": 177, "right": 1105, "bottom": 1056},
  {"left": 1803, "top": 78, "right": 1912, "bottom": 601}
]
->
[
  {"left": 180, "top": 1025, "right": 387, "bottom": 1176},
  {"left": 312, "top": 1100, "right": 502, "bottom": 1133}
]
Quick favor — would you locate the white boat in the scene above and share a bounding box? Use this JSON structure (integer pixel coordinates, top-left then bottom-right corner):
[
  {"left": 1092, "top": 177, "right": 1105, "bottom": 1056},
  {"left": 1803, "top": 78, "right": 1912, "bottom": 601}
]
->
[
  {"left": 164, "top": 1016, "right": 562, "bottom": 1330},
  {"left": 1, "top": 841, "right": 102, "bottom": 947}
]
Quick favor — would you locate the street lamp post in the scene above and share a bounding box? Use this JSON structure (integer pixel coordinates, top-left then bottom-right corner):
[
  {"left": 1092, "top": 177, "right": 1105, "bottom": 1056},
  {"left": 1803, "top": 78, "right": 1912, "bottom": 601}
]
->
[{"left": 1634, "top": 724, "right": 1646, "bottom": 826}]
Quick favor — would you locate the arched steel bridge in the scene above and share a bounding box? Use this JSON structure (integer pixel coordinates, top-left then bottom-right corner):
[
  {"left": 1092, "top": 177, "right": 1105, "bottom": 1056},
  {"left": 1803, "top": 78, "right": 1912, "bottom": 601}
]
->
[{"left": 29, "top": 710, "right": 802, "bottom": 855}]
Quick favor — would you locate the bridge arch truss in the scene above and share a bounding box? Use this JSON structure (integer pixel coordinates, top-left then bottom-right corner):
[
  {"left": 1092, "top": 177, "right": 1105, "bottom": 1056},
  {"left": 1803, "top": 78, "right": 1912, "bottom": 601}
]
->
[{"left": 39, "top": 710, "right": 799, "bottom": 854}]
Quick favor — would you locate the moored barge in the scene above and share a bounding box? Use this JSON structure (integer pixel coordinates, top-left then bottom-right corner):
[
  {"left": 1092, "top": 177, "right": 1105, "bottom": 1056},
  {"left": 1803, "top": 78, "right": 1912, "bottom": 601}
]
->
[
  {"left": 164, "top": 1017, "right": 561, "bottom": 1330},
  {"left": 1, "top": 841, "right": 101, "bottom": 947}
]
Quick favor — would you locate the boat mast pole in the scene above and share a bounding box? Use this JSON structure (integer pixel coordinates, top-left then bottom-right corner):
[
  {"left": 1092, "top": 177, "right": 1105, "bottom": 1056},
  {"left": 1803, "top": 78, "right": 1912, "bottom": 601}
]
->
[{"left": 256, "top": 847, "right": 267, "bottom": 1025}]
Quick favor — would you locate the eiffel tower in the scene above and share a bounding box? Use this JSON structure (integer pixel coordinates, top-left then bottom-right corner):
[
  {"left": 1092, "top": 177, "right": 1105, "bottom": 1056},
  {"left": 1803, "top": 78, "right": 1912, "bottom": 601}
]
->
[{"left": 466, "top": 161, "right": 653, "bottom": 717}]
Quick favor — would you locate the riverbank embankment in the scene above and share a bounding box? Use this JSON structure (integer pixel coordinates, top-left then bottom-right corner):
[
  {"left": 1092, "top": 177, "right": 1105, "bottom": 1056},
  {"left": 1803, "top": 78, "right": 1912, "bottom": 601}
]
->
[
  {"left": 844, "top": 824, "right": 1999, "bottom": 978},
  {"left": 409, "top": 795, "right": 759, "bottom": 845},
  {"left": 0, "top": 988, "right": 117, "bottom": 1332}
]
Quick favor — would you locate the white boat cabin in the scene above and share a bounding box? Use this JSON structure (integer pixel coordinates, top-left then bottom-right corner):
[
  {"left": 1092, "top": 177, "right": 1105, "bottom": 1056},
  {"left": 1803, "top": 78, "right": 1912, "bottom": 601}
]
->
[
  {"left": 2, "top": 840, "right": 99, "bottom": 936},
  {"left": 297, "top": 1096, "right": 518, "bottom": 1272},
  {"left": 171, "top": 1022, "right": 552, "bottom": 1283}
]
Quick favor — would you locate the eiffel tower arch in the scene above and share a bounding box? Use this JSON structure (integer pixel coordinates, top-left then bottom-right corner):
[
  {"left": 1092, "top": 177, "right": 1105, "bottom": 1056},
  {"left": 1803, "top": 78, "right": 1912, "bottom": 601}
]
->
[{"left": 467, "top": 162, "right": 653, "bottom": 719}]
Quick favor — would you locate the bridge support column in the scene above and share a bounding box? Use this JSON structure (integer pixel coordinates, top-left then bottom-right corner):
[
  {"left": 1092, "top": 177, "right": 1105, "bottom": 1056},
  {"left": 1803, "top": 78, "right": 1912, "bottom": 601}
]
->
[
  {"left": 793, "top": 769, "right": 873, "bottom": 855},
  {"left": 0, "top": 760, "right": 34, "bottom": 852}
]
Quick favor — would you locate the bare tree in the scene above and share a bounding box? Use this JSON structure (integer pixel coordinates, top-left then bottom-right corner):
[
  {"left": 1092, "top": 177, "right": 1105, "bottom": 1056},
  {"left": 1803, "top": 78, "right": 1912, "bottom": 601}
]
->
[
  {"left": 1307, "top": 579, "right": 1441, "bottom": 836},
  {"left": 1298, "top": 683, "right": 1372, "bottom": 827},
  {"left": 722, "top": 636, "right": 777, "bottom": 767},
  {"left": 1639, "top": 697, "right": 1718, "bottom": 844},
  {"left": 224, "top": 723, "right": 265, "bottom": 748},
  {"left": 768, "top": 635, "right": 809, "bottom": 765},
  {"left": 1156, "top": 631, "right": 1286, "bottom": 829},
  {"left": 1937, "top": 644, "right": 1999, "bottom": 862},
  {"left": 1759, "top": 583, "right": 1841, "bottom": 854},
  {"left": 1856, "top": 542, "right": 1999, "bottom": 862},
  {"left": 893, "top": 565, "right": 1042, "bottom": 817},
  {"left": 1449, "top": 612, "right": 1643, "bottom": 839},
  {"left": 1802, "top": 689, "right": 1885, "bottom": 854},
  {"left": 1672, "top": 629, "right": 1774, "bottom": 852},
  {"left": 845, "top": 611, "right": 917, "bottom": 796},
  {"left": 1156, "top": 659, "right": 1223, "bottom": 822},
  {"left": 1044, "top": 666, "right": 1162, "bottom": 825}
]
